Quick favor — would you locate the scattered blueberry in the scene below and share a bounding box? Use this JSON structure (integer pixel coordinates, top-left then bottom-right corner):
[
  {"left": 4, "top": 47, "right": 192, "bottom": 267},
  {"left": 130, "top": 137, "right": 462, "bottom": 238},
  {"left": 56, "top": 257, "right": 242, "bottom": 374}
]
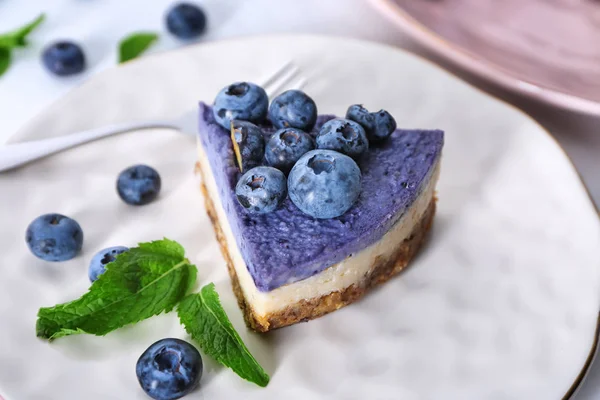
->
[
  {"left": 41, "top": 41, "right": 86, "bottom": 77},
  {"left": 268, "top": 90, "right": 318, "bottom": 131},
  {"left": 371, "top": 109, "right": 397, "bottom": 142},
  {"left": 235, "top": 166, "right": 287, "bottom": 213},
  {"left": 88, "top": 246, "right": 129, "bottom": 282},
  {"left": 346, "top": 104, "right": 396, "bottom": 142},
  {"left": 288, "top": 149, "right": 361, "bottom": 219},
  {"left": 117, "top": 165, "right": 161, "bottom": 206},
  {"left": 166, "top": 3, "right": 207, "bottom": 40},
  {"left": 213, "top": 82, "right": 268, "bottom": 130},
  {"left": 265, "top": 127, "right": 315, "bottom": 173},
  {"left": 25, "top": 214, "right": 83, "bottom": 261},
  {"left": 346, "top": 104, "right": 375, "bottom": 135},
  {"left": 315, "top": 118, "right": 368, "bottom": 158},
  {"left": 136, "top": 338, "right": 202, "bottom": 400},
  {"left": 230, "top": 120, "right": 265, "bottom": 172}
]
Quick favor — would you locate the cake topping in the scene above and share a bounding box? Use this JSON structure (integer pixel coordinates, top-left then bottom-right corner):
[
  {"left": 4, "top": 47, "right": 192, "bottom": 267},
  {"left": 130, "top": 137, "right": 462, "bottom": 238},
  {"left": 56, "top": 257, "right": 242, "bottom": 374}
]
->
[
  {"left": 346, "top": 104, "right": 375, "bottom": 134},
  {"left": 268, "top": 89, "right": 318, "bottom": 131},
  {"left": 213, "top": 82, "right": 268, "bottom": 129},
  {"left": 288, "top": 149, "right": 362, "bottom": 219},
  {"left": 235, "top": 166, "right": 287, "bottom": 214},
  {"left": 371, "top": 109, "right": 397, "bottom": 142},
  {"left": 315, "top": 118, "right": 369, "bottom": 159},
  {"left": 230, "top": 120, "right": 265, "bottom": 172},
  {"left": 346, "top": 104, "right": 397, "bottom": 142},
  {"left": 214, "top": 83, "right": 404, "bottom": 219},
  {"left": 265, "top": 127, "right": 315, "bottom": 174}
]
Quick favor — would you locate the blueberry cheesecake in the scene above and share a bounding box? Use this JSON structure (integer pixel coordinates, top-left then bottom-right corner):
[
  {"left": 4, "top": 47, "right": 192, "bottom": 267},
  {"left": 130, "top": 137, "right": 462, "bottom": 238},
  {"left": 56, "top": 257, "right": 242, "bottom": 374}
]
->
[{"left": 196, "top": 84, "right": 444, "bottom": 332}]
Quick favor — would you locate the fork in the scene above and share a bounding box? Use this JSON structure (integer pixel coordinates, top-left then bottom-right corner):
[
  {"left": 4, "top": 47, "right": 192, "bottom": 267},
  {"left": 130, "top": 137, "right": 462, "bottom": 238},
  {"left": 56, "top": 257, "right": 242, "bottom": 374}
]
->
[{"left": 0, "top": 62, "right": 306, "bottom": 172}]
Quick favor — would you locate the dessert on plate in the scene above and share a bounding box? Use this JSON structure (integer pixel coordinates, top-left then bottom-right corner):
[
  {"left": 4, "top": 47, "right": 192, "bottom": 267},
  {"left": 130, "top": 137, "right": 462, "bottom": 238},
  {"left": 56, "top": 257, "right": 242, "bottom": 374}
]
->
[{"left": 196, "top": 82, "right": 443, "bottom": 332}]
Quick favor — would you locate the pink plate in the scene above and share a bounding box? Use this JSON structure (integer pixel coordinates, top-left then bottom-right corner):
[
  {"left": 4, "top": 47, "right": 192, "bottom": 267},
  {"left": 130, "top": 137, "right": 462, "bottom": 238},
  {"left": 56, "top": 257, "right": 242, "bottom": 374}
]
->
[{"left": 370, "top": 0, "right": 600, "bottom": 115}]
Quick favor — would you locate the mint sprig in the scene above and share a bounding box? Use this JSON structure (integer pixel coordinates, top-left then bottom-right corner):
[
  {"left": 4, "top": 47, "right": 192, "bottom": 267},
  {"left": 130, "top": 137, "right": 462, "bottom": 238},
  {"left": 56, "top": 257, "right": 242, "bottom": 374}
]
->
[
  {"left": 118, "top": 32, "right": 159, "bottom": 63},
  {"left": 0, "top": 13, "right": 45, "bottom": 48},
  {"left": 36, "top": 238, "right": 197, "bottom": 341},
  {"left": 0, "top": 48, "right": 11, "bottom": 77},
  {"left": 178, "top": 283, "right": 270, "bottom": 387},
  {"left": 0, "top": 13, "right": 45, "bottom": 77}
]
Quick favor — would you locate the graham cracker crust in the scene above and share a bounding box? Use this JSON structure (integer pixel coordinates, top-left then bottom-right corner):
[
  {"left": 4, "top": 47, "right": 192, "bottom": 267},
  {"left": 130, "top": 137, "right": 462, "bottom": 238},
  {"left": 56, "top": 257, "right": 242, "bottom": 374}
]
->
[{"left": 195, "top": 162, "right": 436, "bottom": 333}]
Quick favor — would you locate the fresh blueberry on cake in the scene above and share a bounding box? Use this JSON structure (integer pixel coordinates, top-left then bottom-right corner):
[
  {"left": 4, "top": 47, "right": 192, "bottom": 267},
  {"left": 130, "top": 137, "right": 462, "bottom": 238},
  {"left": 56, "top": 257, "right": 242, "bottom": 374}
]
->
[
  {"left": 371, "top": 109, "right": 397, "bottom": 142},
  {"left": 315, "top": 118, "right": 369, "bottom": 158},
  {"left": 346, "top": 104, "right": 375, "bottom": 135},
  {"left": 268, "top": 89, "right": 318, "bottom": 131},
  {"left": 265, "top": 127, "right": 315, "bottom": 173},
  {"left": 288, "top": 149, "right": 361, "bottom": 219},
  {"left": 230, "top": 120, "right": 265, "bottom": 172},
  {"left": 196, "top": 83, "right": 444, "bottom": 332},
  {"left": 346, "top": 104, "right": 397, "bottom": 142},
  {"left": 213, "top": 82, "right": 268, "bottom": 129},
  {"left": 235, "top": 166, "right": 287, "bottom": 214}
]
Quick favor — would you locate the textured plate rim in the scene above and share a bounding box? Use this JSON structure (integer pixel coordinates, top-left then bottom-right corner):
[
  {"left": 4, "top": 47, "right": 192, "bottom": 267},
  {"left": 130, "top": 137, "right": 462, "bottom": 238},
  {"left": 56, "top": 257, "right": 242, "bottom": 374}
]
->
[
  {"left": 369, "top": 0, "right": 600, "bottom": 116},
  {"left": 3, "top": 33, "right": 599, "bottom": 399}
]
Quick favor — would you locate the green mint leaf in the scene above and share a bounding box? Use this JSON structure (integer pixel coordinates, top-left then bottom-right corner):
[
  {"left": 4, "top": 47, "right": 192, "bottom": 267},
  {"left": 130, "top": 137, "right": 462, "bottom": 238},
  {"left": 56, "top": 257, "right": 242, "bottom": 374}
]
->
[
  {"left": 118, "top": 32, "right": 158, "bottom": 63},
  {"left": 0, "top": 13, "right": 45, "bottom": 48},
  {"left": 0, "top": 48, "right": 11, "bottom": 77},
  {"left": 36, "top": 238, "right": 197, "bottom": 341},
  {"left": 177, "top": 283, "right": 270, "bottom": 387}
]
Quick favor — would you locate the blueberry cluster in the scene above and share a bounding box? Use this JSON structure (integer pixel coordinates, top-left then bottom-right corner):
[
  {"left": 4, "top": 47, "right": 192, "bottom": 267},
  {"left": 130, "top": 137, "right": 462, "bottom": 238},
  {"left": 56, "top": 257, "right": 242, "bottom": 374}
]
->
[
  {"left": 26, "top": 163, "right": 161, "bottom": 262},
  {"left": 213, "top": 83, "right": 397, "bottom": 219},
  {"left": 25, "top": 166, "right": 202, "bottom": 399}
]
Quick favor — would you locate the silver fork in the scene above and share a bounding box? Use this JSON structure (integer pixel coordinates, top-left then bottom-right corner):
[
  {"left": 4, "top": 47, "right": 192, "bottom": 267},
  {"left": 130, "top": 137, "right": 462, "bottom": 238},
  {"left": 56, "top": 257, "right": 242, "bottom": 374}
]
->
[{"left": 0, "top": 62, "right": 306, "bottom": 172}]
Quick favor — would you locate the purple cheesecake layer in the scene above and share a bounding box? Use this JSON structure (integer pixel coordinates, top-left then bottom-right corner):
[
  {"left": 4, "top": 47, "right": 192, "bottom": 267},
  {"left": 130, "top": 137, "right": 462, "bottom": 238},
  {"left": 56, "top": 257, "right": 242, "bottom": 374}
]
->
[{"left": 198, "top": 102, "right": 443, "bottom": 292}]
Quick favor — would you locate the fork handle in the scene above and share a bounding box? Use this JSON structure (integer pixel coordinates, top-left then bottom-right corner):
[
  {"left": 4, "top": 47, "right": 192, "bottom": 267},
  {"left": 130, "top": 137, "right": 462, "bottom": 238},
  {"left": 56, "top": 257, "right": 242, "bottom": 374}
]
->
[{"left": 0, "top": 120, "right": 178, "bottom": 172}]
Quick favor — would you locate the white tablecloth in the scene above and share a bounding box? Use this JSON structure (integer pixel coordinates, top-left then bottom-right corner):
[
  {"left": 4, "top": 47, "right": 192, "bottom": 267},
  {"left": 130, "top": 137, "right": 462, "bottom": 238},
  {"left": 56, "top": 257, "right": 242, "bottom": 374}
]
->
[{"left": 1, "top": 0, "right": 598, "bottom": 398}]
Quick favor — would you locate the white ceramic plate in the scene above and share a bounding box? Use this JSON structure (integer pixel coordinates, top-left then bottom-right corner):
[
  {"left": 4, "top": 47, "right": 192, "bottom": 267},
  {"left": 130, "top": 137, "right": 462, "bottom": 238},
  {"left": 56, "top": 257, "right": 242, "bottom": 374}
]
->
[{"left": 0, "top": 35, "right": 599, "bottom": 400}]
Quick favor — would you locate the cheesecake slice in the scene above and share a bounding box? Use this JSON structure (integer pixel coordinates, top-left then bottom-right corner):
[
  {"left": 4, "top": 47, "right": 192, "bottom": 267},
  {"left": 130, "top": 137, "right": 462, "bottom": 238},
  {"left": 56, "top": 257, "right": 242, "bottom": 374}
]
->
[{"left": 196, "top": 102, "right": 443, "bottom": 332}]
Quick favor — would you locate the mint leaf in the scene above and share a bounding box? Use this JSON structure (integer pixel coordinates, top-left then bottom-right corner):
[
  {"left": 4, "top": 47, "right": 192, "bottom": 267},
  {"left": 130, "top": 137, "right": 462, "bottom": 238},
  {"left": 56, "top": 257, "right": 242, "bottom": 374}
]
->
[
  {"left": 177, "top": 284, "right": 270, "bottom": 387},
  {"left": 0, "top": 48, "right": 11, "bottom": 77},
  {"left": 36, "top": 238, "right": 197, "bottom": 341},
  {"left": 118, "top": 32, "right": 158, "bottom": 63},
  {"left": 0, "top": 13, "right": 45, "bottom": 48}
]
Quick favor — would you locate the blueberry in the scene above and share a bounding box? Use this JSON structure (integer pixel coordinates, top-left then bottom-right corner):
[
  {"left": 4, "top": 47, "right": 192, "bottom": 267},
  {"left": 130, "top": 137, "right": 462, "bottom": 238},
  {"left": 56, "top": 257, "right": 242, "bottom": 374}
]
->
[
  {"left": 88, "top": 246, "right": 129, "bottom": 282},
  {"left": 230, "top": 120, "right": 265, "bottom": 172},
  {"left": 166, "top": 3, "right": 207, "bottom": 40},
  {"left": 136, "top": 338, "right": 202, "bottom": 400},
  {"left": 268, "top": 90, "right": 318, "bottom": 131},
  {"left": 26, "top": 214, "right": 83, "bottom": 261},
  {"left": 265, "top": 127, "right": 315, "bottom": 173},
  {"left": 117, "top": 165, "right": 161, "bottom": 206},
  {"left": 288, "top": 150, "right": 361, "bottom": 219},
  {"left": 41, "top": 41, "right": 86, "bottom": 77},
  {"left": 316, "top": 118, "right": 368, "bottom": 159},
  {"left": 371, "top": 109, "right": 397, "bottom": 142},
  {"left": 235, "top": 166, "right": 287, "bottom": 213},
  {"left": 346, "top": 104, "right": 375, "bottom": 135},
  {"left": 213, "top": 82, "right": 268, "bottom": 130},
  {"left": 346, "top": 104, "right": 396, "bottom": 142}
]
